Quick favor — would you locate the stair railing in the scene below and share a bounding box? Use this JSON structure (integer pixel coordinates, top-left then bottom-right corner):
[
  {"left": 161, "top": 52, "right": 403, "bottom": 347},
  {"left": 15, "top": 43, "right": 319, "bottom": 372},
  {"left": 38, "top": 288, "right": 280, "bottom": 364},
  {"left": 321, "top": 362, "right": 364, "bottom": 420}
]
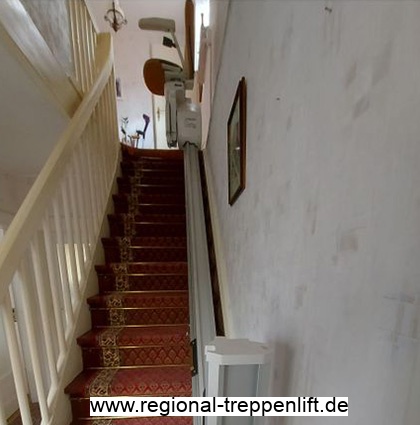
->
[
  {"left": 0, "top": 33, "right": 119, "bottom": 425},
  {"left": 69, "top": 0, "right": 98, "bottom": 95}
]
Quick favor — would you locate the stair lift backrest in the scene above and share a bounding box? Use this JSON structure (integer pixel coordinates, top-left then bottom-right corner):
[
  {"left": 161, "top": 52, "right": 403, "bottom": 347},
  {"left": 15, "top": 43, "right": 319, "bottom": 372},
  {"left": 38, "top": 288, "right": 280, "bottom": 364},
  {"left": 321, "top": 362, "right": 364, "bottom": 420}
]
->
[{"left": 143, "top": 58, "right": 183, "bottom": 96}]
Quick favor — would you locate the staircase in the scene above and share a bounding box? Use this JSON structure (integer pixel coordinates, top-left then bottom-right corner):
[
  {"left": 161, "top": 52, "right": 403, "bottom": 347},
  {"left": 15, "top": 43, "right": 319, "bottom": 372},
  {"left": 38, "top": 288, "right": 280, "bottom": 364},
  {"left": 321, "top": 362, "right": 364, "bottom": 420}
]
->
[{"left": 65, "top": 146, "right": 193, "bottom": 424}]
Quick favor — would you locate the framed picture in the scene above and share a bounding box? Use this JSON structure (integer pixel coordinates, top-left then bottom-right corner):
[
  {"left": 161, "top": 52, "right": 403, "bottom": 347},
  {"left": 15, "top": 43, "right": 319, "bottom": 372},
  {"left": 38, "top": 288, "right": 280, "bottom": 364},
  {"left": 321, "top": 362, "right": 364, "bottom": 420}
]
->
[{"left": 227, "top": 77, "right": 247, "bottom": 205}]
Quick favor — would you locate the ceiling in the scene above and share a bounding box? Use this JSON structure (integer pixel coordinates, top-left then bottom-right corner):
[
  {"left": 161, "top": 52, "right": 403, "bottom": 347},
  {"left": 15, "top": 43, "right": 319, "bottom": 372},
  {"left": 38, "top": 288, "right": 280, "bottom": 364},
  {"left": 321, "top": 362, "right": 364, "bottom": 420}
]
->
[{"left": 85, "top": 0, "right": 186, "bottom": 36}]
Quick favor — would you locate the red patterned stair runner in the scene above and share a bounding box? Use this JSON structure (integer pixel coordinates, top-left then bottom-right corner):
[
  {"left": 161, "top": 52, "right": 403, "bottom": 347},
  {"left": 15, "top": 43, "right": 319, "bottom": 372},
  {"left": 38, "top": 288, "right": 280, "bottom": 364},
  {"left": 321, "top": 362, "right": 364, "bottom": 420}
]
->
[{"left": 65, "top": 147, "right": 192, "bottom": 425}]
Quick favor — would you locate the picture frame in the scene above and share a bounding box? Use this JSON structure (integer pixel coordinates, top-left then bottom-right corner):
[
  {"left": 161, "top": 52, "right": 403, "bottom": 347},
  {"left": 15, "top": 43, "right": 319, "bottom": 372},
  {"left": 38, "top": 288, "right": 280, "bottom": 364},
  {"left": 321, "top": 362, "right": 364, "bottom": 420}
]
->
[{"left": 227, "top": 77, "right": 247, "bottom": 205}]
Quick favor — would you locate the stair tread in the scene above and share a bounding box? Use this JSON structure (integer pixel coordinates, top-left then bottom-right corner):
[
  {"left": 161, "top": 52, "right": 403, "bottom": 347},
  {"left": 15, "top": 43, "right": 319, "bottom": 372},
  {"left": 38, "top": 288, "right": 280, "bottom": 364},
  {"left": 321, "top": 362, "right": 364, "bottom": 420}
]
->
[
  {"left": 77, "top": 326, "right": 189, "bottom": 347},
  {"left": 65, "top": 366, "right": 192, "bottom": 397}
]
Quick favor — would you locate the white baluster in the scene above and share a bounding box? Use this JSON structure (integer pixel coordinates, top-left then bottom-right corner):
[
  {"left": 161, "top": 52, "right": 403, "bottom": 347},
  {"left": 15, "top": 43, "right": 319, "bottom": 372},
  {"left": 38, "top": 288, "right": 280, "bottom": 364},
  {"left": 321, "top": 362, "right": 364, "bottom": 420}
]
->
[
  {"left": 42, "top": 216, "right": 67, "bottom": 361},
  {"left": 52, "top": 198, "right": 74, "bottom": 330},
  {"left": 18, "top": 261, "right": 50, "bottom": 423},
  {"left": 74, "top": 144, "right": 94, "bottom": 260},
  {"left": 73, "top": 1, "right": 87, "bottom": 92},
  {"left": 69, "top": 0, "right": 82, "bottom": 88},
  {"left": 110, "top": 71, "right": 120, "bottom": 145},
  {"left": 1, "top": 296, "right": 32, "bottom": 425},
  {"left": 77, "top": 142, "right": 97, "bottom": 245},
  {"left": 84, "top": 135, "right": 101, "bottom": 234},
  {"left": 78, "top": 3, "right": 91, "bottom": 89},
  {"left": 88, "top": 118, "right": 106, "bottom": 210},
  {"left": 98, "top": 107, "right": 110, "bottom": 200},
  {"left": 85, "top": 13, "right": 95, "bottom": 83},
  {"left": 97, "top": 97, "right": 110, "bottom": 187},
  {"left": 66, "top": 169, "right": 86, "bottom": 286},
  {"left": 61, "top": 181, "right": 81, "bottom": 304},
  {"left": 30, "top": 237, "right": 59, "bottom": 391}
]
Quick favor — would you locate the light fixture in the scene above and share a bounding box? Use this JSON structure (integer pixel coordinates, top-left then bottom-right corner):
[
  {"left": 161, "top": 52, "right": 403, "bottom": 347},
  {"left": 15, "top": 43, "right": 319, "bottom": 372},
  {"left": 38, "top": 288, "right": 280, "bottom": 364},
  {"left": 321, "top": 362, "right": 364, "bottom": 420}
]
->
[{"left": 104, "top": 0, "right": 127, "bottom": 32}]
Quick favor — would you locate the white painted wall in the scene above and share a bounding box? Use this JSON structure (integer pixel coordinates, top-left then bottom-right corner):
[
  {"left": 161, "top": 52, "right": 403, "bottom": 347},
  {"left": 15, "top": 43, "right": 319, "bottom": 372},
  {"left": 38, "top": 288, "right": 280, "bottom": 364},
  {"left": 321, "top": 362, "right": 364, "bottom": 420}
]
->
[
  {"left": 113, "top": 30, "right": 157, "bottom": 148},
  {"left": 0, "top": 38, "right": 69, "bottom": 176},
  {"left": 206, "top": 1, "right": 420, "bottom": 424},
  {"left": 0, "top": 172, "right": 34, "bottom": 224}
]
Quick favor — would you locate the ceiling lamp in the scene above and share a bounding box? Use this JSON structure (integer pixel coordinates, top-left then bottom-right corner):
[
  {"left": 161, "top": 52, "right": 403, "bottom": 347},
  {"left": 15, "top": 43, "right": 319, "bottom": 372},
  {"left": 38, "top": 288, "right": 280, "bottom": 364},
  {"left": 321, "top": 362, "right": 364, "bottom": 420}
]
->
[{"left": 104, "top": 0, "right": 127, "bottom": 32}]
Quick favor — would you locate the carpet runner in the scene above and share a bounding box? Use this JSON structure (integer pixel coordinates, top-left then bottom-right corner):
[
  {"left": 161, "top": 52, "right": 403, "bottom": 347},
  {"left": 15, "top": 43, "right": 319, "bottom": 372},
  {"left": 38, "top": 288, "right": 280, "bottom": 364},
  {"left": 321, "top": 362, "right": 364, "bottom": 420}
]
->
[{"left": 65, "top": 146, "right": 192, "bottom": 425}]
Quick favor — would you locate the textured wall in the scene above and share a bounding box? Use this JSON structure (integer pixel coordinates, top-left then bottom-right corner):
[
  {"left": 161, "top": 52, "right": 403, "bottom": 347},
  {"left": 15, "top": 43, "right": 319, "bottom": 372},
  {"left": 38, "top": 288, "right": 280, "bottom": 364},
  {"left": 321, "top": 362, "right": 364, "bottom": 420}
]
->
[
  {"left": 20, "top": 0, "right": 74, "bottom": 77},
  {"left": 206, "top": 1, "right": 420, "bottom": 424}
]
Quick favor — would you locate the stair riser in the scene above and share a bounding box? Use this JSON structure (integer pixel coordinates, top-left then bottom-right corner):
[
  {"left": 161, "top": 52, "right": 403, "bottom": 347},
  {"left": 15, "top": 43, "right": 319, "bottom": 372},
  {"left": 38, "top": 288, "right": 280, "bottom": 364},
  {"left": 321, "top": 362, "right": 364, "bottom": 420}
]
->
[
  {"left": 104, "top": 247, "right": 187, "bottom": 264},
  {"left": 121, "top": 146, "right": 184, "bottom": 160},
  {"left": 102, "top": 237, "right": 187, "bottom": 248},
  {"left": 113, "top": 194, "right": 185, "bottom": 206},
  {"left": 109, "top": 223, "right": 187, "bottom": 238},
  {"left": 88, "top": 294, "right": 189, "bottom": 309},
  {"left": 98, "top": 275, "right": 189, "bottom": 292},
  {"left": 96, "top": 262, "right": 188, "bottom": 275},
  {"left": 90, "top": 308, "right": 189, "bottom": 327},
  {"left": 117, "top": 182, "right": 185, "bottom": 195},
  {"left": 121, "top": 163, "right": 184, "bottom": 176},
  {"left": 109, "top": 214, "right": 186, "bottom": 223},
  {"left": 81, "top": 345, "right": 191, "bottom": 368},
  {"left": 124, "top": 176, "right": 184, "bottom": 186}
]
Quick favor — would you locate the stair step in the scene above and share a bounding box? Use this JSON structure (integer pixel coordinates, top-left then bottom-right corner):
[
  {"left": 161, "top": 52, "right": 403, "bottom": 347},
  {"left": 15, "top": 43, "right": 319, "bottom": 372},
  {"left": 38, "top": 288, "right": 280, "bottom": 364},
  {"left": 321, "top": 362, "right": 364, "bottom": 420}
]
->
[
  {"left": 108, "top": 213, "right": 186, "bottom": 224},
  {"left": 87, "top": 292, "right": 188, "bottom": 309},
  {"left": 90, "top": 306, "right": 189, "bottom": 327},
  {"left": 109, "top": 221, "right": 187, "bottom": 238},
  {"left": 66, "top": 367, "right": 192, "bottom": 419},
  {"left": 78, "top": 325, "right": 189, "bottom": 347},
  {"left": 96, "top": 262, "right": 188, "bottom": 275},
  {"left": 102, "top": 237, "right": 187, "bottom": 248},
  {"left": 120, "top": 162, "right": 184, "bottom": 176},
  {"left": 121, "top": 146, "right": 184, "bottom": 161},
  {"left": 117, "top": 179, "right": 185, "bottom": 195},
  {"left": 98, "top": 274, "right": 189, "bottom": 293},
  {"left": 81, "top": 344, "right": 191, "bottom": 369},
  {"left": 114, "top": 203, "right": 186, "bottom": 215},
  {"left": 113, "top": 193, "right": 185, "bottom": 205},
  {"left": 121, "top": 175, "right": 184, "bottom": 186},
  {"left": 104, "top": 246, "right": 187, "bottom": 264}
]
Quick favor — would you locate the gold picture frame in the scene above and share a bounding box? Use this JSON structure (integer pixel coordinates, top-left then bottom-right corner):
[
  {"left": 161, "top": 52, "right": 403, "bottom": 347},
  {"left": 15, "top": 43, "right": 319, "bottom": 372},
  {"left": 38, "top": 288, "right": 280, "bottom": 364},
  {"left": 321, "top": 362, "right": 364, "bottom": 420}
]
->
[{"left": 227, "top": 77, "right": 247, "bottom": 205}]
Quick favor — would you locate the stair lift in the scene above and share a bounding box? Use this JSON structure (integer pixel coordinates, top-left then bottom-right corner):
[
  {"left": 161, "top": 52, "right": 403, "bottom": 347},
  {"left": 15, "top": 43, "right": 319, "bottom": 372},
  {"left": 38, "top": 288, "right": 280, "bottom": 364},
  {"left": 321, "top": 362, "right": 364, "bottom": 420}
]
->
[{"left": 138, "top": 1, "right": 202, "bottom": 149}]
